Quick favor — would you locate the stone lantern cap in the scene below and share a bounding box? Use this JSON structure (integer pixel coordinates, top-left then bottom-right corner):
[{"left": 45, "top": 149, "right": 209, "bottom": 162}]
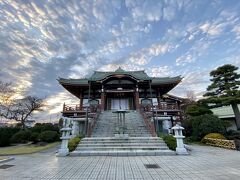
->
[{"left": 171, "top": 124, "right": 184, "bottom": 130}]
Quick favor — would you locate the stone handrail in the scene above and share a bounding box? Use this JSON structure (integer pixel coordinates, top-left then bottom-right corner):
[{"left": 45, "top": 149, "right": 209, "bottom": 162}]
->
[
  {"left": 139, "top": 106, "right": 157, "bottom": 137},
  {"left": 86, "top": 106, "right": 101, "bottom": 137}
]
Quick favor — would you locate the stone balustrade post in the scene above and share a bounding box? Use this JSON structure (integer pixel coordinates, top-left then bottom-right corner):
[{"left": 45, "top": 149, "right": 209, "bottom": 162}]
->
[
  {"left": 171, "top": 124, "right": 188, "bottom": 155},
  {"left": 57, "top": 117, "right": 72, "bottom": 157}
]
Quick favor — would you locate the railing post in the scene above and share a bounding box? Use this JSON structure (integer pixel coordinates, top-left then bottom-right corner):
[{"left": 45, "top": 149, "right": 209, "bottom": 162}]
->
[{"left": 85, "top": 107, "right": 89, "bottom": 137}]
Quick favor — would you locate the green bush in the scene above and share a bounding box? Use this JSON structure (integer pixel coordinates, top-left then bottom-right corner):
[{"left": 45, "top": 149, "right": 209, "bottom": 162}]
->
[
  {"left": 182, "top": 118, "right": 193, "bottom": 137},
  {"left": 203, "top": 133, "right": 226, "bottom": 139},
  {"left": 68, "top": 137, "right": 81, "bottom": 152},
  {"left": 201, "top": 133, "right": 226, "bottom": 143},
  {"left": 0, "top": 127, "right": 20, "bottom": 146},
  {"left": 30, "top": 132, "right": 40, "bottom": 143},
  {"left": 190, "top": 114, "right": 225, "bottom": 140},
  {"left": 163, "top": 135, "right": 177, "bottom": 151},
  {"left": 225, "top": 130, "right": 240, "bottom": 140},
  {"left": 31, "top": 123, "right": 59, "bottom": 133},
  {"left": 38, "top": 131, "right": 59, "bottom": 143},
  {"left": 10, "top": 130, "right": 31, "bottom": 143}
]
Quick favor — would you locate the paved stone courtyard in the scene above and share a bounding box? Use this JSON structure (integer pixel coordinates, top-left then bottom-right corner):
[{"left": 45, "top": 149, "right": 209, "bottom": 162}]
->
[{"left": 1, "top": 145, "right": 240, "bottom": 180}]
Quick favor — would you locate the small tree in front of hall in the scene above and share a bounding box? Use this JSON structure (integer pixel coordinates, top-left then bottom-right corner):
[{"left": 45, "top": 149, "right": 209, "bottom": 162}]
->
[
  {"left": 204, "top": 64, "right": 240, "bottom": 129},
  {"left": 9, "top": 96, "right": 44, "bottom": 129}
]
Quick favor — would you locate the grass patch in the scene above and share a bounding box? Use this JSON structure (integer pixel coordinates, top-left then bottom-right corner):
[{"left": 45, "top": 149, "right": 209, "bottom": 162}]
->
[
  {"left": 0, "top": 156, "right": 7, "bottom": 160},
  {"left": 0, "top": 142, "right": 60, "bottom": 155}
]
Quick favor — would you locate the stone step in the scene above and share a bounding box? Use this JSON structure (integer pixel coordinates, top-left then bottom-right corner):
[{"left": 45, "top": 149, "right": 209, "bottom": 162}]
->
[
  {"left": 70, "top": 150, "right": 175, "bottom": 156},
  {"left": 83, "top": 137, "right": 160, "bottom": 140},
  {"left": 91, "top": 110, "right": 151, "bottom": 137},
  {"left": 81, "top": 139, "right": 164, "bottom": 143},
  {"left": 77, "top": 143, "right": 167, "bottom": 147},
  {"left": 76, "top": 146, "right": 169, "bottom": 151}
]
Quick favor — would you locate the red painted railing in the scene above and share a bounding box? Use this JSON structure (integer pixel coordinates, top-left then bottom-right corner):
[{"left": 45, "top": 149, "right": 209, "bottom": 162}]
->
[
  {"left": 152, "top": 103, "right": 179, "bottom": 111},
  {"left": 62, "top": 103, "right": 101, "bottom": 137},
  {"left": 63, "top": 104, "right": 88, "bottom": 112}
]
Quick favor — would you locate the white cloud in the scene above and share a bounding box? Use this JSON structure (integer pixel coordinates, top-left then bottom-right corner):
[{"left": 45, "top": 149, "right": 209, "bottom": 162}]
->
[
  {"left": 148, "top": 66, "right": 173, "bottom": 77},
  {"left": 125, "top": 0, "right": 163, "bottom": 22},
  {"left": 176, "top": 39, "right": 212, "bottom": 66},
  {"left": 128, "top": 43, "right": 174, "bottom": 65}
]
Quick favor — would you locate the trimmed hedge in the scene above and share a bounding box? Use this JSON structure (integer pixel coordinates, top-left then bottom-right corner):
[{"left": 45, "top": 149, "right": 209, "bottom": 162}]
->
[
  {"left": 190, "top": 114, "right": 225, "bottom": 140},
  {"left": 68, "top": 137, "right": 81, "bottom": 152},
  {"left": 203, "top": 133, "right": 226, "bottom": 140},
  {"left": 225, "top": 130, "right": 240, "bottom": 140},
  {"left": 30, "top": 132, "right": 40, "bottom": 143},
  {"left": 163, "top": 135, "right": 177, "bottom": 151},
  {"left": 10, "top": 130, "right": 31, "bottom": 143},
  {"left": 0, "top": 127, "right": 20, "bottom": 146},
  {"left": 31, "top": 123, "right": 59, "bottom": 133},
  {"left": 38, "top": 131, "right": 59, "bottom": 143}
]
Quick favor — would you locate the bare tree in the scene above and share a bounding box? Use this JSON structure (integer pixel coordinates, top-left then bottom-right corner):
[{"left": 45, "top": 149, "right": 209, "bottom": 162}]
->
[
  {"left": 186, "top": 90, "right": 196, "bottom": 103},
  {"left": 0, "top": 81, "right": 15, "bottom": 118},
  {"left": 9, "top": 96, "right": 44, "bottom": 128},
  {"left": 0, "top": 81, "right": 44, "bottom": 128}
]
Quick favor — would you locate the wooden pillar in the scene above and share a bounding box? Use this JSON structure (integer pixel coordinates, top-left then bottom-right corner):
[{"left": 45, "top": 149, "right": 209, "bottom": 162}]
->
[
  {"left": 88, "top": 82, "right": 91, "bottom": 102},
  {"left": 149, "top": 80, "right": 153, "bottom": 105},
  {"left": 101, "top": 85, "right": 105, "bottom": 111},
  {"left": 135, "top": 86, "right": 140, "bottom": 110},
  {"left": 157, "top": 88, "right": 160, "bottom": 105},
  {"left": 79, "top": 91, "right": 83, "bottom": 109}
]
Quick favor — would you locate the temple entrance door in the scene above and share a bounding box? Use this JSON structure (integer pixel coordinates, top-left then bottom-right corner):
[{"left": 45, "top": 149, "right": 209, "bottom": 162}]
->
[{"left": 111, "top": 99, "right": 129, "bottom": 110}]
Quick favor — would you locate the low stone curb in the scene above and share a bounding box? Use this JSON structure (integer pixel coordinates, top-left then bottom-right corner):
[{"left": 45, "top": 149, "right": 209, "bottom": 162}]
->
[{"left": 0, "top": 157, "right": 15, "bottom": 164}]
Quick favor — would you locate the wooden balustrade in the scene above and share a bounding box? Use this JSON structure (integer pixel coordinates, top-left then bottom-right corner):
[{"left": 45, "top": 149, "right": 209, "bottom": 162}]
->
[
  {"left": 62, "top": 104, "right": 101, "bottom": 113},
  {"left": 62, "top": 103, "right": 101, "bottom": 137},
  {"left": 153, "top": 103, "right": 179, "bottom": 111}
]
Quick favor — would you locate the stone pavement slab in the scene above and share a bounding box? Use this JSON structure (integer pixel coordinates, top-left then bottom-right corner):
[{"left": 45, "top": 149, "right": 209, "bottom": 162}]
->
[{"left": 0, "top": 145, "right": 240, "bottom": 180}]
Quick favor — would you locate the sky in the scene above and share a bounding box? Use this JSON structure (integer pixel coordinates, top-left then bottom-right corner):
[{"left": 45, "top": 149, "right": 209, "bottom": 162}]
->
[{"left": 0, "top": 0, "right": 240, "bottom": 121}]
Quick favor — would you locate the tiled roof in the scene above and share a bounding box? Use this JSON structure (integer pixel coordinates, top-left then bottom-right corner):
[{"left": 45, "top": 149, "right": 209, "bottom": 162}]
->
[
  {"left": 89, "top": 67, "right": 151, "bottom": 81},
  {"left": 58, "top": 67, "right": 182, "bottom": 85}
]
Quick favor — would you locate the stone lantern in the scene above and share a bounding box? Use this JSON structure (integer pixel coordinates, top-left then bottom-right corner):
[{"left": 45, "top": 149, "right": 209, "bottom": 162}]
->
[
  {"left": 57, "top": 117, "right": 72, "bottom": 156},
  {"left": 171, "top": 124, "right": 188, "bottom": 155}
]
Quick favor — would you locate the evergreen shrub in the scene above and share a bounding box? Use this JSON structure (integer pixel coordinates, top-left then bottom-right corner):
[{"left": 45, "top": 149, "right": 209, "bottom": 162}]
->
[
  {"left": 68, "top": 137, "right": 81, "bottom": 152},
  {"left": 163, "top": 135, "right": 177, "bottom": 151},
  {"left": 30, "top": 132, "right": 40, "bottom": 143},
  {"left": 38, "top": 131, "right": 59, "bottom": 143},
  {"left": 0, "top": 127, "right": 20, "bottom": 146},
  {"left": 201, "top": 133, "right": 226, "bottom": 143},
  {"left": 190, "top": 114, "right": 225, "bottom": 140},
  {"left": 203, "top": 133, "right": 226, "bottom": 139},
  {"left": 225, "top": 130, "right": 240, "bottom": 140},
  {"left": 10, "top": 130, "right": 31, "bottom": 143}
]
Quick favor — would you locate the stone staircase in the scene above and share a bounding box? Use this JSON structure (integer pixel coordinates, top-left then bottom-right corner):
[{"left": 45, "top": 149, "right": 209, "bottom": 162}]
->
[
  {"left": 71, "top": 137, "right": 175, "bottom": 156},
  {"left": 70, "top": 110, "right": 175, "bottom": 156},
  {"left": 92, "top": 110, "right": 151, "bottom": 137}
]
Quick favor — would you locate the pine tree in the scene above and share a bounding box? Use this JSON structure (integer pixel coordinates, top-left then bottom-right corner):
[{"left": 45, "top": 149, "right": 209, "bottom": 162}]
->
[{"left": 204, "top": 64, "right": 240, "bottom": 129}]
